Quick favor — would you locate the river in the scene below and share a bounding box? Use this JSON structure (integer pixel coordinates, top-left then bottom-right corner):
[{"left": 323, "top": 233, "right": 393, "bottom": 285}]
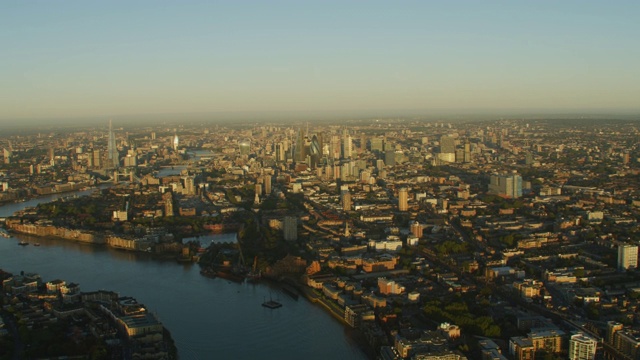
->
[{"left": 0, "top": 192, "right": 369, "bottom": 359}]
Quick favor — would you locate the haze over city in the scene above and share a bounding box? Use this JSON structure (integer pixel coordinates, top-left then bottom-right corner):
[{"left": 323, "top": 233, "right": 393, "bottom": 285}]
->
[
  {"left": 4, "top": 2, "right": 640, "bottom": 360},
  {"left": 2, "top": 0, "right": 640, "bottom": 125}
]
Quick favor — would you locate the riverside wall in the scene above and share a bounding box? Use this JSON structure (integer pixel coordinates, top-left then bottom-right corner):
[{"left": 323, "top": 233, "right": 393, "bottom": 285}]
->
[{"left": 6, "top": 220, "right": 105, "bottom": 244}]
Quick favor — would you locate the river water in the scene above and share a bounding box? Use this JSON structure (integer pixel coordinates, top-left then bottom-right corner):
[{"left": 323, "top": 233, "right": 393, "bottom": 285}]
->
[{"left": 0, "top": 193, "right": 368, "bottom": 359}]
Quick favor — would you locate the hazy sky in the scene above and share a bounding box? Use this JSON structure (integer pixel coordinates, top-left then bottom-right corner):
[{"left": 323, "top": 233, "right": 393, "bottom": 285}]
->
[{"left": 1, "top": 1, "right": 639, "bottom": 121}]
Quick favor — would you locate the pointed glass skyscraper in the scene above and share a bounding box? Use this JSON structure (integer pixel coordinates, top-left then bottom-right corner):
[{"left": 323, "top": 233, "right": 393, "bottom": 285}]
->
[{"left": 108, "top": 119, "right": 119, "bottom": 168}]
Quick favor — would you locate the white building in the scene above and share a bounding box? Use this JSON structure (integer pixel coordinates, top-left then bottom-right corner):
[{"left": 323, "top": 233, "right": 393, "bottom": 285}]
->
[
  {"left": 568, "top": 333, "right": 597, "bottom": 360},
  {"left": 369, "top": 235, "right": 403, "bottom": 252}
]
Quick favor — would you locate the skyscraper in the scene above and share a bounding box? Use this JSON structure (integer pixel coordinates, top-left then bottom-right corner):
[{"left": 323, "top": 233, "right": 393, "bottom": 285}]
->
[
  {"left": 294, "top": 128, "right": 306, "bottom": 163},
  {"left": 342, "top": 128, "right": 352, "bottom": 159},
  {"left": 385, "top": 149, "right": 395, "bottom": 166},
  {"left": 263, "top": 174, "right": 272, "bottom": 195},
  {"left": 173, "top": 133, "right": 179, "bottom": 151},
  {"left": 238, "top": 139, "right": 251, "bottom": 156},
  {"left": 341, "top": 190, "right": 352, "bottom": 211},
  {"left": 370, "top": 137, "right": 384, "bottom": 153},
  {"left": 489, "top": 173, "right": 523, "bottom": 198},
  {"left": 618, "top": 244, "right": 638, "bottom": 271},
  {"left": 398, "top": 188, "right": 408, "bottom": 211},
  {"left": 438, "top": 135, "right": 456, "bottom": 163},
  {"left": 108, "top": 119, "right": 119, "bottom": 168}
]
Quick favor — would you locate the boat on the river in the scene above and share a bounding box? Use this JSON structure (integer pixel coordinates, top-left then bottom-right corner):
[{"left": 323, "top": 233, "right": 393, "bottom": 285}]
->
[
  {"left": 262, "top": 294, "right": 282, "bottom": 309},
  {"left": 18, "top": 240, "right": 28, "bottom": 246},
  {"left": 34, "top": 243, "right": 41, "bottom": 246}
]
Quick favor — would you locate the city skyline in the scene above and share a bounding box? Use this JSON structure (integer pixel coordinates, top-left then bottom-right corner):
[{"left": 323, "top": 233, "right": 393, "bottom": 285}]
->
[{"left": 2, "top": 1, "right": 640, "bottom": 122}]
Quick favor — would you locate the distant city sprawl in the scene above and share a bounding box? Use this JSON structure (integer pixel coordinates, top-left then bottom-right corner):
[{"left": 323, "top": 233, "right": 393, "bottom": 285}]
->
[{"left": 2, "top": 117, "right": 640, "bottom": 359}]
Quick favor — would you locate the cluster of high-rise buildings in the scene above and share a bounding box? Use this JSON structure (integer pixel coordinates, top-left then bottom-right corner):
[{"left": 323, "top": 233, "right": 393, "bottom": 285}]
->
[{"left": 2, "top": 118, "right": 640, "bottom": 359}]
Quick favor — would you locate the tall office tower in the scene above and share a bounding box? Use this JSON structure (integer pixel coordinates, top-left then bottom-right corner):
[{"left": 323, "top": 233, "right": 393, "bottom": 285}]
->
[
  {"left": 283, "top": 216, "right": 298, "bottom": 241},
  {"left": 263, "top": 174, "right": 272, "bottom": 194},
  {"left": 488, "top": 173, "right": 523, "bottom": 198},
  {"left": 341, "top": 191, "right": 352, "bottom": 211},
  {"left": 463, "top": 140, "right": 471, "bottom": 163},
  {"left": 370, "top": 137, "right": 385, "bottom": 153},
  {"left": 294, "top": 128, "right": 306, "bottom": 162},
  {"left": 108, "top": 119, "right": 119, "bottom": 168},
  {"left": 438, "top": 135, "right": 456, "bottom": 163},
  {"left": 330, "top": 135, "right": 341, "bottom": 159},
  {"left": 359, "top": 133, "right": 367, "bottom": 153},
  {"left": 254, "top": 184, "right": 262, "bottom": 204},
  {"left": 410, "top": 221, "right": 423, "bottom": 238},
  {"left": 333, "top": 164, "right": 340, "bottom": 180},
  {"left": 238, "top": 139, "right": 251, "bottom": 156},
  {"left": 398, "top": 187, "right": 409, "bottom": 211},
  {"left": 2, "top": 148, "right": 10, "bottom": 165},
  {"left": 275, "top": 142, "right": 286, "bottom": 162},
  {"left": 163, "top": 191, "right": 174, "bottom": 217},
  {"left": 369, "top": 137, "right": 384, "bottom": 152},
  {"left": 309, "top": 135, "right": 321, "bottom": 168},
  {"left": 92, "top": 150, "right": 101, "bottom": 169},
  {"left": 342, "top": 129, "right": 352, "bottom": 159},
  {"left": 618, "top": 244, "right": 638, "bottom": 271},
  {"left": 385, "top": 149, "right": 395, "bottom": 166},
  {"left": 151, "top": 131, "right": 156, "bottom": 140},
  {"left": 568, "top": 333, "right": 597, "bottom": 360},
  {"left": 340, "top": 162, "right": 351, "bottom": 182},
  {"left": 183, "top": 176, "right": 196, "bottom": 196},
  {"left": 173, "top": 133, "right": 179, "bottom": 151},
  {"left": 48, "top": 147, "right": 55, "bottom": 166},
  {"left": 376, "top": 159, "right": 385, "bottom": 170},
  {"left": 359, "top": 170, "right": 371, "bottom": 183}
]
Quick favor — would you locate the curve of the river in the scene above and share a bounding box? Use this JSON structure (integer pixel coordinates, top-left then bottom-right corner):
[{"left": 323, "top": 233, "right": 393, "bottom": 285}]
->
[{"left": 0, "top": 191, "right": 368, "bottom": 360}]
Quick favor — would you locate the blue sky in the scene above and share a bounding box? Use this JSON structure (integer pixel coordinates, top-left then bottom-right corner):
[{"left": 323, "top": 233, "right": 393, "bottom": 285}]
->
[{"left": 1, "top": 1, "right": 639, "bottom": 121}]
